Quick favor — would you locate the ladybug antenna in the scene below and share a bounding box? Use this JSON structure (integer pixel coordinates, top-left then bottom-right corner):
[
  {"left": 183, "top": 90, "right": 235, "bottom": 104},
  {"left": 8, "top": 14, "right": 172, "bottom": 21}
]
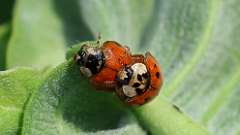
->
[{"left": 96, "top": 32, "right": 102, "bottom": 45}]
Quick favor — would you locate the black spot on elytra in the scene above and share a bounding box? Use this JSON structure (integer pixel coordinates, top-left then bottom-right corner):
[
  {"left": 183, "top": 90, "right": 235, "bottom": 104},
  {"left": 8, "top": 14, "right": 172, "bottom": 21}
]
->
[
  {"left": 173, "top": 104, "right": 182, "bottom": 113},
  {"left": 132, "top": 83, "right": 141, "bottom": 88},
  {"left": 154, "top": 64, "right": 157, "bottom": 68},
  {"left": 137, "top": 74, "right": 142, "bottom": 81},
  {"left": 144, "top": 97, "right": 151, "bottom": 103},
  {"left": 136, "top": 88, "right": 144, "bottom": 95},
  {"left": 156, "top": 72, "right": 160, "bottom": 79}
]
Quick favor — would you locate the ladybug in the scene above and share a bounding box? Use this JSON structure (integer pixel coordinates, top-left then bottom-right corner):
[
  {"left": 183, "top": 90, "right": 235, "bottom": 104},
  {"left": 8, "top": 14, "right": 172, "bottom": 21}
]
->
[
  {"left": 116, "top": 52, "right": 163, "bottom": 105},
  {"left": 74, "top": 41, "right": 132, "bottom": 91}
]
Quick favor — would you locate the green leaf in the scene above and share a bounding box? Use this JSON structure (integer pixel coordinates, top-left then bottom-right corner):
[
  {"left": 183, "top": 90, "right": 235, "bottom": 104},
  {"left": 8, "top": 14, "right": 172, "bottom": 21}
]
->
[
  {"left": 134, "top": 96, "right": 211, "bottom": 135},
  {"left": 67, "top": 42, "right": 212, "bottom": 135},
  {"left": 153, "top": 1, "right": 240, "bottom": 135},
  {"left": 78, "top": 0, "right": 240, "bottom": 134},
  {"left": 55, "top": 0, "right": 94, "bottom": 43},
  {"left": 79, "top": 0, "right": 155, "bottom": 51},
  {"left": 3, "top": 0, "right": 240, "bottom": 135},
  {"left": 0, "top": 68, "right": 41, "bottom": 134},
  {"left": 6, "top": 0, "right": 72, "bottom": 69},
  {"left": 0, "top": 0, "right": 15, "bottom": 24},
  {"left": 6, "top": 0, "right": 94, "bottom": 69},
  {"left": 22, "top": 60, "right": 145, "bottom": 135},
  {"left": 0, "top": 23, "right": 10, "bottom": 70}
]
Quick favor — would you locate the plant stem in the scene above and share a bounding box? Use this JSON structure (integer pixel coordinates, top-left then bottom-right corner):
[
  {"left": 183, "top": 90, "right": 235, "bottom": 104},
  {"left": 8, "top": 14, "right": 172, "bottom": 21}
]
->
[{"left": 133, "top": 96, "right": 212, "bottom": 135}]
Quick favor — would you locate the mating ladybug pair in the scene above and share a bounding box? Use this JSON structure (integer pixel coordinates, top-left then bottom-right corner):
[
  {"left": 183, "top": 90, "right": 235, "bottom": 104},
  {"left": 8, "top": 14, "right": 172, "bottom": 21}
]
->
[{"left": 74, "top": 41, "right": 163, "bottom": 105}]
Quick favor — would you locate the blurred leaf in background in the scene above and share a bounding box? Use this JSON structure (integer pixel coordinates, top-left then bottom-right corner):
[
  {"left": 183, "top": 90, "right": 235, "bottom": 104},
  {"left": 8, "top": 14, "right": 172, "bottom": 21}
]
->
[
  {"left": 0, "top": 0, "right": 240, "bottom": 135},
  {"left": 0, "top": 0, "right": 14, "bottom": 70},
  {"left": 6, "top": 0, "right": 66, "bottom": 68},
  {"left": 0, "top": 0, "right": 15, "bottom": 24},
  {"left": 78, "top": 1, "right": 240, "bottom": 134},
  {"left": 0, "top": 23, "right": 10, "bottom": 70}
]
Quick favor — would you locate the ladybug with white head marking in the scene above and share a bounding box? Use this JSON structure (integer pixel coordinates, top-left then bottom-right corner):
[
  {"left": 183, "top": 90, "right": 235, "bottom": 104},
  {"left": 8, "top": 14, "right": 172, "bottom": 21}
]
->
[
  {"left": 75, "top": 44, "right": 105, "bottom": 77},
  {"left": 74, "top": 40, "right": 132, "bottom": 91},
  {"left": 116, "top": 52, "right": 163, "bottom": 105}
]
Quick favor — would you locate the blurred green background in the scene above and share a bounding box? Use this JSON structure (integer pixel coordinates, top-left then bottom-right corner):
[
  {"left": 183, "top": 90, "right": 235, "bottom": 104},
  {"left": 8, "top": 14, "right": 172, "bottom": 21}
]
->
[{"left": 0, "top": 0, "right": 240, "bottom": 135}]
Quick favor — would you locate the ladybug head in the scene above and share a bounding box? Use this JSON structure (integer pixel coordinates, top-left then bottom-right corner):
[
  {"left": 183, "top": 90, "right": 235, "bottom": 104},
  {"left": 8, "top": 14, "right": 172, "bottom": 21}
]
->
[
  {"left": 116, "top": 63, "right": 150, "bottom": 98},
  {"left": 74, "top": 44, "right": 105, "bottom": 77}
]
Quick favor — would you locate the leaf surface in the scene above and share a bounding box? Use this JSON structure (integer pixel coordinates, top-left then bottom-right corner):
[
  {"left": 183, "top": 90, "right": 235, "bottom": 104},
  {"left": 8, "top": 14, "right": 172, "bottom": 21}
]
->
[
  {"left": 4, "top": 0, "right": 240, "bottom": 134},
  {"left": 78, "top": 0, "right": 240, "bottom": 134},
  {"left": 0, "top": 68, "right": 41, "bottom": 134},
  {"left": 22, "top": 60, "right": 145, "bottom": 135}
]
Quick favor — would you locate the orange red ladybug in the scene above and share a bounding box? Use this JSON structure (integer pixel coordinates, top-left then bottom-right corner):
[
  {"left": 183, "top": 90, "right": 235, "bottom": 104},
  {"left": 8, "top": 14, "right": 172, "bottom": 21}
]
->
[{"left": 74, "top": 40, "right": 163, "bottom": 105}]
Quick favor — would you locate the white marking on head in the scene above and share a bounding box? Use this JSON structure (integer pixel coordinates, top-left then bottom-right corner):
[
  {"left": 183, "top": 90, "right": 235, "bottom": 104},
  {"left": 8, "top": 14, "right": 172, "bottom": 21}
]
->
[
  {"left": 87, "top": 47, "right": 98, "bottom": 55},
  {"left": 121, "top": 63, "right": 149, "bottom": 97},
  {"left": 131, "top": 63, "right": 147, "bottom": 75}
]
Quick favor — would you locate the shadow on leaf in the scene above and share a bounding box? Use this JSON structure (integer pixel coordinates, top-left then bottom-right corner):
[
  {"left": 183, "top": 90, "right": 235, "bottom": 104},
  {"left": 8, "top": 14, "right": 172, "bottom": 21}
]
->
[
  {"left": 23, "top": 61, "right": 138, "bottom": 134},
  {"left": 59, "top": 64, "right": 132, "bottom": 131},
  {"left": 54, "top": 0, "right": 94, "bottom": 46}
]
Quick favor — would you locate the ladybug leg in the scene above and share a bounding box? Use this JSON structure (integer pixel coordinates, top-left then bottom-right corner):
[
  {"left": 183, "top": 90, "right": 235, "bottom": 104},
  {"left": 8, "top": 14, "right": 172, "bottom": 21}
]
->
[
  {"left": 131, "top": 54, "right": 145, "bottom": 63},
  {"left": 123, "top": 45, "right": 130, "bottom": 52}
]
